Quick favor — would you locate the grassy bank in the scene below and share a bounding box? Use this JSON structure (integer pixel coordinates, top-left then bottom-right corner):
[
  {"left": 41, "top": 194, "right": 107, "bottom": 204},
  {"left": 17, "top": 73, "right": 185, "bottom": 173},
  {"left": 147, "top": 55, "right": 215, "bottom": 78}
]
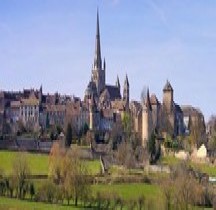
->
[
  {"left": 0, "top": 196, "right": 79, "bottom": 210},
  {"left": 161, "top": 155, "right": 216, "bottom": 176},
  {"left": 0, "top": 150, "right": 101, "bottom": 175}
]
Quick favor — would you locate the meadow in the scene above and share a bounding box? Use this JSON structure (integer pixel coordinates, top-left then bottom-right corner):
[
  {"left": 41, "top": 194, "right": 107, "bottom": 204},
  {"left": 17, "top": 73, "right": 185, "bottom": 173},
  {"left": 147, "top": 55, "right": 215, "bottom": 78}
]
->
[
  {"left": 1, "top": 150, "right": 215, "bottom": 177},
  {"left": 0, "top": 150, "right": 214, "bottom": 209},
  {"left": 0, "top": 150, "right": 101, "bottom": 175},
  {"left": 92, "top": 183, "right": 161, "bottom": 200},
  {"left": 0, "top": 196, "right": 79, "bottom": 210}
]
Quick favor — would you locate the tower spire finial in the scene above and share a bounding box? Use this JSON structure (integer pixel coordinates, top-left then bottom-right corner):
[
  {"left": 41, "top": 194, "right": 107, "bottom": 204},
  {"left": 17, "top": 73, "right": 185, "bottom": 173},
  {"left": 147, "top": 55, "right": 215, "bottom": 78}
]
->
[
  {"left": 116, "top": 75, "right": 120, "bottom": 90},
  {"left": 94, "top": 8, "right": 102, "bottom": 70}
]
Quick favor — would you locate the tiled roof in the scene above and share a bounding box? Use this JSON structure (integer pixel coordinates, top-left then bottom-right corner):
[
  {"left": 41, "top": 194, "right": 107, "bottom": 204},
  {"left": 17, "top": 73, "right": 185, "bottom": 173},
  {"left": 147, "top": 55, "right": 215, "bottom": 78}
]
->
[
  {"left": 21, "top": 99, "right": 39, "bottom": 106},
  {"left": 150, "top": 94, "right": 160, "bottom": 105}
]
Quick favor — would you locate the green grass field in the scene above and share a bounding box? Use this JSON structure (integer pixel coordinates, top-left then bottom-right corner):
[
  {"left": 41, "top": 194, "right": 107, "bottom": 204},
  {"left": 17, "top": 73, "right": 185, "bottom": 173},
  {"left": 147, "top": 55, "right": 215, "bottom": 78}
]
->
[
  {"left": 0, "top": 150, "right": 101, "bottom": 175},
  {"left": 0, "top": 150, "right": 48, "bottom": 175},
  {"left": 0, "top": 196, "right": 79, "bottom": 210},
  {"left": 92, "top": 183, "right": 161, "bottom": 200}
]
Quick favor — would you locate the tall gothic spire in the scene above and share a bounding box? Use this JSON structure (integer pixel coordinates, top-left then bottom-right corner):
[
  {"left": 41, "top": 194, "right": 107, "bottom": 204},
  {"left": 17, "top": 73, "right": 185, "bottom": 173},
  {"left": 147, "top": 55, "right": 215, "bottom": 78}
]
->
[{"left": 93, "top": 9, "right": 102, "bottom": 70}]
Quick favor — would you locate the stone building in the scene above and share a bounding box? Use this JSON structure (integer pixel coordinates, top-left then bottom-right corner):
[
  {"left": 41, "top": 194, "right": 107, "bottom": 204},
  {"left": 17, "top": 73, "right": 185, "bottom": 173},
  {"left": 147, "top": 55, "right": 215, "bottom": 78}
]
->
[{"left": 130, "top": 81, "right": 185, "bottom": 147}]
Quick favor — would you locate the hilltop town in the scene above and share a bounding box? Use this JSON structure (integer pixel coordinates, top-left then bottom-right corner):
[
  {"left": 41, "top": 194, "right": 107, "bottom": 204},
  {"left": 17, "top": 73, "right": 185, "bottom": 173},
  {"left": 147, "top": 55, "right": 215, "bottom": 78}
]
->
[
  {"left": 0, "top": 10, "right": 216, "bottom": 210},
  {"left": 0, "top": 12, "right": 206, "bottom": 149}
]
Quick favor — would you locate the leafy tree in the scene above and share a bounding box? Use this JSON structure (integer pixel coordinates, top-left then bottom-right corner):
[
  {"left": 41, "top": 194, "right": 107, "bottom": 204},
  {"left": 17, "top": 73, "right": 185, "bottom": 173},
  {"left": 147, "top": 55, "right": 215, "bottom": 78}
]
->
[{"left": 65, "top": 123, "right": 72, "bottom": 147}]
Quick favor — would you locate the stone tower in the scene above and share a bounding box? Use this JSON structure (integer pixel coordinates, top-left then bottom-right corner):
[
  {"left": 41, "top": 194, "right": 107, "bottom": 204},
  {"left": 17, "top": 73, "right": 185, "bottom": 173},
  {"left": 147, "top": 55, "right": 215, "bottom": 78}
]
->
[
  {"left": 91, "top": 10, "right": 105, "bottom": 96},
  {"left": 163, "top": 80, "right": 173, "bottom": 113},
  {"left": 123, "top": 74, "right": 129, "bottom": 105},
  {"left": 142, "top": 88, "right": 153, "bottom": 147},
  {"left": 162, "top": 80, "right": 175, "bottom": 136}
]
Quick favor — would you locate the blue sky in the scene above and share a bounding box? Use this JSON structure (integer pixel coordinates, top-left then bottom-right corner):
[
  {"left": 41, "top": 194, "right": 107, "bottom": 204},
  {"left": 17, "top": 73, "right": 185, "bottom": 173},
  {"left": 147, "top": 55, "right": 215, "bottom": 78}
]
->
[{"left": 0, "top": 0, "right": 216, "bottom": 120}]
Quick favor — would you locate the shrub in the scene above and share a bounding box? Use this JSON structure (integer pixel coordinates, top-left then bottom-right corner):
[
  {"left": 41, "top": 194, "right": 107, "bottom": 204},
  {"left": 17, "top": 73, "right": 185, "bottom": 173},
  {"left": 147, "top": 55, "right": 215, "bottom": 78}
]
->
[{"left": 36, "top": 181, "right": 56, "bottom": 203}]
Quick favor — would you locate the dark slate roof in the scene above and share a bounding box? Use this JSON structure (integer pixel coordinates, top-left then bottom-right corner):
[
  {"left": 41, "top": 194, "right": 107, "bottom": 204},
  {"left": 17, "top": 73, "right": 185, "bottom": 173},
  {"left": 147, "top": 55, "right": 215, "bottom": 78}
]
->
[
  {"left": 104, "top": 85, "right": 121, "bottom": 101},
  {"left": 163, "top": 80, "right": 173, "bottom": 91},
  {"left": 175, "top": 103, "right": 183, "bottom": 113},
  {"left": 85, "top": 81, "right": 97, "bottom": 97}
]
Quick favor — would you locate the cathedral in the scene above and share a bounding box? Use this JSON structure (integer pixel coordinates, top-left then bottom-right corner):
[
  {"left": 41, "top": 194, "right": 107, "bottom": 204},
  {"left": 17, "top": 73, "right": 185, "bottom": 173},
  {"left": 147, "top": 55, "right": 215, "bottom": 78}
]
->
[
  {"left": 84, "top": 11, "right": 205, "bottom": 148},
  {"left": 84, "top": 11, "right": 129, "bottom": 131},
  {"left": 84, "top": 11, "right": 129, "bottom": 107}
]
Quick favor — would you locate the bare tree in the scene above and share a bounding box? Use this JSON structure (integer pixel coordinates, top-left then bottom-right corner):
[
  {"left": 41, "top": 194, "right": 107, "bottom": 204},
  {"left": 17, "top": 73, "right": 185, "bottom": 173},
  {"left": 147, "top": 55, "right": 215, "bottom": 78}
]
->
[
  {"left": 12, "top": 152, "right": 30, "bottom": 199},
  {"left": 49, "top": 142, "right": 65, "bottom": 184},
  {"left": 169, "top": 162, "right": 203, "bottom": 210},
  {"left": 62, "top": 146, "right": 90, "bottom": 206},
  {"left": 48, "top": 143, "right": 91, "bottom": 206},
  {"left": 116, "top": 141, "right": 136, "bottom": 169}
]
